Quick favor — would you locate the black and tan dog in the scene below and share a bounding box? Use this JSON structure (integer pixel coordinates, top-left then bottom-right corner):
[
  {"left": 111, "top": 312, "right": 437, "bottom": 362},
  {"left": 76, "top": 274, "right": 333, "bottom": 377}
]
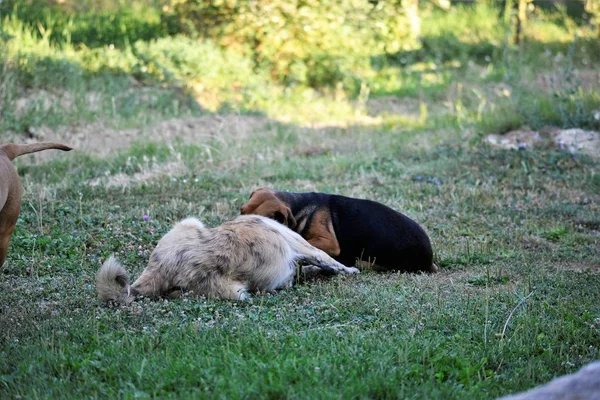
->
[
  {"left": 0, "top": 142, "right": 72, "bottom": 267},
  {"left": 240, "top": 188, "right": 437, "bottom": 273},
  {"left": 96, "top": 215, "right": 359, "bottom": 303}
]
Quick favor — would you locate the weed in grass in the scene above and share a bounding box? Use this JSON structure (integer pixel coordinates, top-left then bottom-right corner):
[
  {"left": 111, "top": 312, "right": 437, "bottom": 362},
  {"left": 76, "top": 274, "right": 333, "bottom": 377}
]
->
[{"left": 541, "top": 225, "right": 569, "bottom": 242}]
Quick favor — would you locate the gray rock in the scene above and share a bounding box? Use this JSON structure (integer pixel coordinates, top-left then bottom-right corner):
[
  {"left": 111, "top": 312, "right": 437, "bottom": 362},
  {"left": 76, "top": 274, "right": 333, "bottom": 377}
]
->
[{"left": 498, "top": 362, "right": 600, "bottom": 400}]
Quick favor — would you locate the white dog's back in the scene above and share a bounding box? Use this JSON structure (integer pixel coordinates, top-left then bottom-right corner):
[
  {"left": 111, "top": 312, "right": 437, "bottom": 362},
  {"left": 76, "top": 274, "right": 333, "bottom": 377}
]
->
[
  {"left": 146, "top": 216, "right": 298, "bottom": 294},
  {"left": 96, "top": 215, "right": 358, "bottom": 302}
]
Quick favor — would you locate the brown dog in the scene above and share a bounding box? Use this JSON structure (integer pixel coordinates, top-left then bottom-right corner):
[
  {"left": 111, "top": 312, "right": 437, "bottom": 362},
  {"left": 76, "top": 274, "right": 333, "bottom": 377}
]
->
[
  {"left": 96, "top": 215, "right": 359, "bottom": 303},
  {"left": 240, "top": 188, "right": 437, "bottom": 273},
  {"left": 0, "top": 142, "right": 72, "bottom": 266}
]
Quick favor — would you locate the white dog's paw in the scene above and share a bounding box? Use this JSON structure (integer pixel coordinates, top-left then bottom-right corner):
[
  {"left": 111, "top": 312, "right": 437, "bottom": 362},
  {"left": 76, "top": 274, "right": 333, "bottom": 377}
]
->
[
  {"left": 346, "top": 267, "right": 360, "bottom": 275},
  {"left": 282, "top": 279, "right": 294, "bottom": 288}
]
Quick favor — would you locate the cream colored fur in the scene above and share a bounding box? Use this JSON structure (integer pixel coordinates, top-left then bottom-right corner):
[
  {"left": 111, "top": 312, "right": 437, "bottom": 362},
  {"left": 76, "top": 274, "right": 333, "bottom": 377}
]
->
[{"left": 96, "top": 215, "right": 359, "bottom": 303}]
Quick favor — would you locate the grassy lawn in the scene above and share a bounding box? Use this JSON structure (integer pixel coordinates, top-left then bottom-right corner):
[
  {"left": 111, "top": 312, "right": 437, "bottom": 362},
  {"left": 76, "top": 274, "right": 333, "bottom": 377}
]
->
[{"left": 1, "top": 2, "right": 599, "bottom": 399}]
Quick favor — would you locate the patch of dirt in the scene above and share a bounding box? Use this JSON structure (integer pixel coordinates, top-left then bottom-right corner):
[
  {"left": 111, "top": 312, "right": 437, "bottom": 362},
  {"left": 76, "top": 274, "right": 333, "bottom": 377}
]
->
[
  {"left": 86, "top": 160, "right": 188, "bottom": 188},
  {"left": 8, "top": 115, "right": 272, "bottom": 161},
  {"left": 366, "top": 96, "right": 448, "bottom": 119},
  {"left": 294, "top": 145, "right": 332, "bottom": 157},
  {"left": 366, "top": 96, "right": 422, "bottom": 117},
  {"left": 552, "top": 261, "right": 600, "bottom": 273},
  {"left": 14, "top": 90, "right": 74, "bottom": 115},
  {"left": 522, "top": 235, "right": 560, "bottom": 252},
  {"left": 486, "top": 127, "right": 600, "bottom": 158}
]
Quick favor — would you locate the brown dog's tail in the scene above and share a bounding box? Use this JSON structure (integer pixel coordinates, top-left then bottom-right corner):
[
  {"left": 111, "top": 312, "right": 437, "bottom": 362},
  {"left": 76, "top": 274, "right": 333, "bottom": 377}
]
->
[
  {"left": 0, "top": 142, "right": 72, "bottom": 161},
  {"left": 96, "top": 255, "right": 137, "bottom": 304}
]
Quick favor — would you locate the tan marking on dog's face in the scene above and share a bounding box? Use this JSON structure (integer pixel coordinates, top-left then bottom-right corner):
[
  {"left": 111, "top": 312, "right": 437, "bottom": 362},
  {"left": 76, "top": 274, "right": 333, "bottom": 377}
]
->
[
  {"left": 304, "top": 208, "right": 341, "bottom": 257},
  {"left": 240, "top": 188, "right": 296, "bottom": 229}
]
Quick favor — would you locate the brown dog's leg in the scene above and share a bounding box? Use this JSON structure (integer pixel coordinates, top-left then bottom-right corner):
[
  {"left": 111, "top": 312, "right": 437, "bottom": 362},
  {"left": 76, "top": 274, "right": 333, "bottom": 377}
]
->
[
  {"left": 0, "top": 217, "right": 18, "bottom": 267},
  {"left": 0, "top": 235, "right": 10, "bottom": 267}
]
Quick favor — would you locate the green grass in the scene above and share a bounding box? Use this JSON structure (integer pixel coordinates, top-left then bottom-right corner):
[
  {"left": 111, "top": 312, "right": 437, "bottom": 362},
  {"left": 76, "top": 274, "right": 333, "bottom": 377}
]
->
[
  {"left": 1, "top": 118, "right": 599, "bottom": 398},
  {"left": 1, "top": 2, "right": 600, "bottom": 399}
]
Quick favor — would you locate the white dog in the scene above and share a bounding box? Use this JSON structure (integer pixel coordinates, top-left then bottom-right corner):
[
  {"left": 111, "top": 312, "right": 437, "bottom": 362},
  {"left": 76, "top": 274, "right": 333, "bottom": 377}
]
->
[{"left": 97, "top": 215, "right": 359, "bottom": 303}]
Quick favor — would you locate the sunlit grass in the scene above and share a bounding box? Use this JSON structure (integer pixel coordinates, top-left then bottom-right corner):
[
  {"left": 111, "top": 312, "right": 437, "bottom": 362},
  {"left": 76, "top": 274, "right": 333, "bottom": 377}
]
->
[{"left": 2, "top": 2, "right": 598, "bottom": 133}]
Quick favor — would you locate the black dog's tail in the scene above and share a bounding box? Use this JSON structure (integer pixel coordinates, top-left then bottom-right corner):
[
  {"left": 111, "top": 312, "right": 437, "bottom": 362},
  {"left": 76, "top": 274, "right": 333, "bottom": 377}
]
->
[{"left": 96, "top": 255, "right": 137, "bottom": 304}]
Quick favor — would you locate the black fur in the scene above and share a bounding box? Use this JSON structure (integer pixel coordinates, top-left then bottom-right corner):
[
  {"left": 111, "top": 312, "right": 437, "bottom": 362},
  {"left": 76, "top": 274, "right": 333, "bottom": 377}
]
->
[{"left": 276, "top": 191, "right": 434, "bottom": 273}]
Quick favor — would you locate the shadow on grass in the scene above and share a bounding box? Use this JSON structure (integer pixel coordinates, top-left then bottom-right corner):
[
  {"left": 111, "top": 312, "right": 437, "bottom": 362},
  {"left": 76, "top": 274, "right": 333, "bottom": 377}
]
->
[
  {"left": 0, "top": 48, "right": 274, "bottom": 134},
  {"left": 0, "top": 0, "right": 175, "bottom": 49},
  {"left": 377, "top": 34, "right": 600, "bottom": 72}
]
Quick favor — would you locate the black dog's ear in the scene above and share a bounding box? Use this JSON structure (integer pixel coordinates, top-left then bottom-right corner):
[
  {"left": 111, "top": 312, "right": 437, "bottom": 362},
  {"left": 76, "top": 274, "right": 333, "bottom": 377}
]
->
[{"left": 273, "top": 210, "right": 286, "bottom": 224}]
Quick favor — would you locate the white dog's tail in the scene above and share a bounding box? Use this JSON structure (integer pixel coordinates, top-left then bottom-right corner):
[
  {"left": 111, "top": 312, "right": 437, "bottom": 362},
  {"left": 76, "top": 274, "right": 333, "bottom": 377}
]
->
[{"left": 96, "top": 255, "right": 136, "bottom": 304}]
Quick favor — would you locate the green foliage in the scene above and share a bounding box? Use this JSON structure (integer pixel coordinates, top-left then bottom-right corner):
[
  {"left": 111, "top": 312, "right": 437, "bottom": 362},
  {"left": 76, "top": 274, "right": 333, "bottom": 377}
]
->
[
  {"left": 541, "top": 226, "right": 568, "bottom": 242},
  {"left": 1, "top": 1, "right": 599, "bottom": 132},
  {"left": 420, "top": 3, "right": 509, "bottom": 63},
  {"left": 167, "top": 0, "right": 419, "bottom": 90},
  {"left": 133, "top": 36, "right": 271, "bottom": 109},
  {"left": 585, "top": 0, "right": 600, "bottom": 34},
  {"left": 0, "top": 0, "right": 172, "bottom": 48}
]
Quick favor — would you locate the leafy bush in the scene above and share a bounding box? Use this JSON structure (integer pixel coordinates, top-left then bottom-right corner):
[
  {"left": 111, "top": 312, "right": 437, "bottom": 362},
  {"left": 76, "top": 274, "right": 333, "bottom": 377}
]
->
[
  {"left": 166, "top": 0, "right": 420, "bottom": 90},
  {"left": 134, "top": 36, "right": 273, "bottom": 110},
  {"left": 135, "top": 36, "right": 256, "bottom": 83}
]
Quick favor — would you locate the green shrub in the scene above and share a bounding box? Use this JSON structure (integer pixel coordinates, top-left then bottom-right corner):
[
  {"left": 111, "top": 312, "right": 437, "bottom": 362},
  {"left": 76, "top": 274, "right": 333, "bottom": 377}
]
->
[
  {"left": 134, "top": 36, "right": 255, "bottom": 83},
  {"left": 167, "top": 0, "right": 420, "bottom": 90},
  {"left": 134, "top": 36, "right": 273, "bottom": 110}
]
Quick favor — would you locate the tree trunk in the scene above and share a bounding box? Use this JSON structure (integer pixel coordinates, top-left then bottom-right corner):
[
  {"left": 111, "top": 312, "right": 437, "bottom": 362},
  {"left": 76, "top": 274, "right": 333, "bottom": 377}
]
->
[{"left": 515, "top": 0, "right": 528, "bottom": 44}]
